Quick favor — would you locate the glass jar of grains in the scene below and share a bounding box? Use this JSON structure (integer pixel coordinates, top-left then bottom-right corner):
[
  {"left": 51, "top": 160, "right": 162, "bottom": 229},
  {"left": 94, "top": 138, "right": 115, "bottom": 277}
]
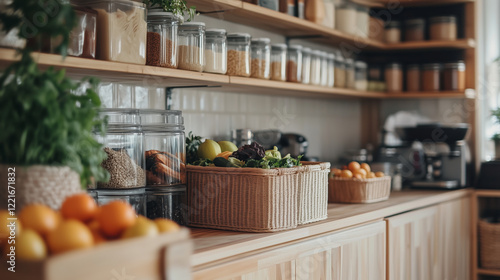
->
[
  {"left": 250, "top": 38, "right": 271, "bottom": 79},
  {"left": 178, "top": 22, "right": 205, "bottom": 72},
  {"left": 287, "top": 45, "right": 302, "bottom": 83},
  {"left": 270, "top": 43, "right": 287, "bottom": 81},
  {"left": 146, "top": 8, "right": 179, "bottom": 68},
  {"left": 204, "top": 28, "right": 227, "bottom": 74},
  {"left": 385, "top": 21, "right": 401, "bottom": 44},
  {"left": 334, "top": 52, "right": 346, "bottom": 88},
  {"left": 354, "top": 61, "right": 368, "bottom": 91},
  {"left": 88, "top": 188, "right": 146, "bottom": 216},
  {"left": 385, "top": 62, "right": 403, "bottom": 93},
  {"left": 145, "top": 185, "right": 187, "bottom": 225},
  {"left": 443, "top": 61, "right": 466, "bottom": 91},
  {"left": 422, "top": 63, "right": 442, "bottom": 91},
  {"left": 429, "top": 16, "right": 457, "bottom": 41},
  {"left": 310, "top": 50, "right": 322, "bottom": 86},
  {"left": 327, "top": 53, "right": 335, "bottom": 87},
  {"left": 301, "top": 47, "right": 312, "bottom": 84},
  {"left": 406, "top": 64, "right": 421, "bottom": 92},
  {"left": 404, "top": 18, "right": 425, "bottom": 42},
  {"left": 335, "top": 2, "right": 357, "bottom": 35},
  {"left": 227, "top": 33, "right": 252, "bottom": 77},
  {"left": 345, "top": 58, "right": 355, "bottom": 89}
]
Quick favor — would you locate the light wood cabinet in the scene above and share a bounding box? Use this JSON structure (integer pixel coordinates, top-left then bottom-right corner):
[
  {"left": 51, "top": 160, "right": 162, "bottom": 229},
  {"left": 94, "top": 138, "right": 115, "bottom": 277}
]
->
[
  {"left": 193, "top": 221, "right": 386, "bottom": 280},
  {"left": 387, "top": 197, "right": 471, "bottom": 280}
]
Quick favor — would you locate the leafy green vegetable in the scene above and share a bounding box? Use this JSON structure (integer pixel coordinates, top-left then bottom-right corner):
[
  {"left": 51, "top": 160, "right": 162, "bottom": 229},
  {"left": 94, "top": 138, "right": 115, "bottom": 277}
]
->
[
  {"left": 243, "top": 155, "right": 303, "bottom": 169},
  {"left": 263, "top": 146, "right": 282, "bottom": 160},
  {"left": 143, "top": 0, "right": 197, "bottom": 23},
  {"left": 186, "top": 132, "right": 202, "bottom": 164},
  {"left": 190, "top": 158, "right": 212, "bottom": 166}
]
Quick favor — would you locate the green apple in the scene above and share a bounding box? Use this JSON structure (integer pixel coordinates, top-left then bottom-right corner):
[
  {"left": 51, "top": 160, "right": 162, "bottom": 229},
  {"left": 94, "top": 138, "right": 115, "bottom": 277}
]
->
[
  {"left": 217, "top": 141, "right": 238, "bottom": 153},
  {"left": 197, "top": 139, "right": 222, "bottom": 160}
]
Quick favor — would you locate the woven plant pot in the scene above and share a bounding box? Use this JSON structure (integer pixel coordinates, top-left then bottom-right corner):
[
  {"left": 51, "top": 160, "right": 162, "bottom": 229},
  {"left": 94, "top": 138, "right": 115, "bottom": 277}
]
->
[
  {"left": 298, "top": 162, "right": 330, "bottom": 225},
  {"left": 328, "top": 176, "right": 391, "bottom": 203},
  {"left": 479, "top": 220, "right": 500, "bottom": 269},
  {"left": 0, "top": 165, "right": 81, "bottom": 210}
]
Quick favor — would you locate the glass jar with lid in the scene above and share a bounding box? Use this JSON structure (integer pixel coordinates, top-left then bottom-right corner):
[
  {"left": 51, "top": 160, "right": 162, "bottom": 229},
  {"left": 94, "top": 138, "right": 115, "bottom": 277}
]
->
[
  {"left": 385, "top": 20, "right": 401, "bottom": 44},
  {"left": 287, "top": 45, "right": 303, "bottom": 83},
  {"left": 406, "top": 64, "right": 421, "bottom": 92},
  {"left": 270, "top": 43, "right": 287, "bottom": 81},
  {"left": 310, "top": 50, "right": 322, "bottom": 86},
  {"left": 422, "top": 63, "right": 441, "bottom": 91},
  {"left": 146, "top": 8, "right": 180, "bottom": 68},
  {"left": 429, "top": 16, "right": 457, "bottom": 41},
  {"left": 250, "top": 38, "right": 271, "bottom": 79},
  {"left": 93, "top": 109, "right": 146, "bottom": 190},
  {"left": 204, "top": 28, "right": 227, "bottom": 74},
  {"left": 334, "top": 52, "right": 346, "bottom": 88},
  {"left": 443, "top": 61, "right": 465, "bottom": 91},
  {"left": 85, "top": 0, "right": 147, "bottom": 64},
  {"left": 385, "top": 62, "right": 403, "bottom": 92},
  {"left": 178, "top": 22, "right": 205, "bottom": 72},
  {"left": 301, "top": 47, "right": 312, "bottom": 84},
  {"left": 354, "top": 60, "right": 368, "bottom": 91},
  {"left": 368, "top": 64, "right": 385, "bottom": 92},
  {"left": 327, "top": 53, "right": 335, "bottom": 87},
  {"left": 320, "top": 52, "right": 329, "bottom": 87},
  {"left": 227, "top": 33, "right": 252, "bottom": 77},
  {"left": 335, "top": 2, "right": 357, "bottom": 35},
  {"left": 404, "top": 18, "right": 425, "bottom": 42},
  {"left": 145, "top": 185, "right": 187, "bottom": 225},
  {"left": 88, "top": 188, "right": 146, "bottom": 216},
  {"left": 356, "top": 6, "right": 370, "bottom": 38},
  {"left": 345, "top": 58, "right": 355, "bottom": 89}
]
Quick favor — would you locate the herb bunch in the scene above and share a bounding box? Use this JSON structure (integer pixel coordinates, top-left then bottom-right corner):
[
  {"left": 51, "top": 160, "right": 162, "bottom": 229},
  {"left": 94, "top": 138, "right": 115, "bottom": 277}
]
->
[{"left": 143, "top": 0, "right": 197, "bottom": 22}]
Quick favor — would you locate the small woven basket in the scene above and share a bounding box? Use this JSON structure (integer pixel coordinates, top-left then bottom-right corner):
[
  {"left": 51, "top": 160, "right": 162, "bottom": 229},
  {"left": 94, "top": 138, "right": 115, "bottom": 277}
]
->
[
  {"left": 328, "top": 176, "right": 391, "bottom": 203},
  {"left": 0, "top": 165, "right": 81, "bottom": 210},
  {"left": 186, "top": 165, "right": 300, "bottom": 232},
  {"left": 298, "top": 162, "right": 330, "bottom": 225},
  {"left": 479, "top": 220, "right": 500, "bottom": 269}
]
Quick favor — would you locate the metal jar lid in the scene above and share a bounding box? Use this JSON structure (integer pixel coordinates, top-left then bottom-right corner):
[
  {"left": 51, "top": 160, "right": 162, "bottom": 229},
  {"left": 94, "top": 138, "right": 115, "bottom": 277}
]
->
[
  {"left": 271, "top": 43, "right": 288, "bottom": 50},
  {"left": 206, "top": 28, "right": 227, "bottom": 35},
  {"left": 443, "top": 61, "right": 466, "bottom": 71},
  {"left": 429, "top": 15, "right": 457, "bottom": 24},
  {"left": 422, "top": 63, "right": 442, "bottom": 70},
  {"left": 386, "top": 62, "right": 402, "bottom": 69},
  {"left": 404, "top": 18, "right": 425, "bottom": 28}
]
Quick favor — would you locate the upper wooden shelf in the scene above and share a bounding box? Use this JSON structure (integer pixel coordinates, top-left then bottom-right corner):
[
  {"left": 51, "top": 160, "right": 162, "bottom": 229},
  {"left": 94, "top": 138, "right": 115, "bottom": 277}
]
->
[
  {"left": 362, "top": 0, "right": 475, "bottom": 7},
  {"left": 475, "top": 189, "right": 500, "bottom": 198},
  {"left": 188, "top": 0, "right": 476, "bottom": 51}
]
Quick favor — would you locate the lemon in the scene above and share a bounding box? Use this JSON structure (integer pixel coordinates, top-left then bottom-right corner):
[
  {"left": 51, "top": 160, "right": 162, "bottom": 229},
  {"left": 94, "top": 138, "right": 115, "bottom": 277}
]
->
[
  {"left": 15, "top": 229, "right": 47, "bottom": 260},
  {"left": 155, "top": 218, "right": 180, "bottom": 233},
  {"left": 217, "top": 141, "right": 238, "bottom": 153},
  {"left": 197, "top": 139, "right": 222, "bottom": 160},
  {"left": 121, "top": 217, "right": 159, "bottom": 239}
]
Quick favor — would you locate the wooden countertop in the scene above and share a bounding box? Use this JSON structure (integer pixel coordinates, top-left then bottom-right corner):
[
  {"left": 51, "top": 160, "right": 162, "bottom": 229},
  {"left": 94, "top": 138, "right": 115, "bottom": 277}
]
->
[{"left": 190, "top": 188, "right": 472, "bottom": 268}]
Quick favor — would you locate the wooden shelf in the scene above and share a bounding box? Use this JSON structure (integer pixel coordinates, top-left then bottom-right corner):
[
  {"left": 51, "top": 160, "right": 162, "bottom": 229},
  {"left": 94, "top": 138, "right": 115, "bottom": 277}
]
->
[
  {"left": 385, "top": 90, "right": 474, "bottom": 99},
  {"left": 383, "top": 39, "right": 476, "bottom": 51},
  {"left": 366, "top": 0, "right": 475, "bottom": 7},
  {"left": 478, "top": 268, "right": 500, "bottom": 276},
  {"left": 475, "top": 189, "right": 500, "bottom": 198}
]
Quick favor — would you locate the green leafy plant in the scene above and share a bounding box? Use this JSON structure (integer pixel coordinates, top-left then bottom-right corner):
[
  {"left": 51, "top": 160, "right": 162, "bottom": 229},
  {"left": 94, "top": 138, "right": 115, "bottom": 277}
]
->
[
  {"left": 492, "top": 108, "right": 500, "bottom": 142},
  {"left": 143, "top": 0, "right": 197, "bottom": 22}
]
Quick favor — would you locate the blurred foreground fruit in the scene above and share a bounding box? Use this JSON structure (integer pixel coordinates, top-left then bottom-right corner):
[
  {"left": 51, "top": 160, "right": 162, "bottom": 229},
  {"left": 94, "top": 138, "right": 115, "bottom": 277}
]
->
[
  {"left": 15, "top": 229, "right": 47, "bottom": 260},
  {"left": 155, "top": 218, "right": 181, "bottom": 233},
  {"left": 61, "top": 193, "right": 98, "bottom": 222},
  {"left": 197, "top": 139, "right": 222, "bottom": 160},
  {"left": 97, "top": 201, "right": 136, "bottom": 238},
  {"left": 19, "top": 204, "right": 59, "bottom": 236},
  {"left": 0, "top": 211, "right": 21, "bottom": 244},
  {"left": 47, "top": 220, "right": 94, "bottom": 254},
  {"left": 121, "top": 217, "right": 159, "bottom": 239},
  {"left": 217, "top": 141, "right": 238, "bottom": 153}
]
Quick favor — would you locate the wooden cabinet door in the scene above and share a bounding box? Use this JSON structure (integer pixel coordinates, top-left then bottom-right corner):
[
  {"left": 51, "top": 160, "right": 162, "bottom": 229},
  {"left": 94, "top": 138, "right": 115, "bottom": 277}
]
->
[
  {"left": 193, "top": 221, "right": 386, "bottom": 280},
  {"left": 387, "top": 197, "right": 471, "bottom": 280}
]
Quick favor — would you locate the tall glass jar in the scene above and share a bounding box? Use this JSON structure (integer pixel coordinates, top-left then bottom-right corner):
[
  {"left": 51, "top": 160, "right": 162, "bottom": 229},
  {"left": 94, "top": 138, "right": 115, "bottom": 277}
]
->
[
  {"left": 146, "top": 9, "right": 179, "bottom": 68},
  {"left": 94, "top": 109, "right": 146, "bottom": 190},
  {"left": 443, "top": 61, "right": 466, "bottom": 91},
  {"left": 250, "top": 38, "right": 271, "bottom": 79},
  {"left": 334, "top": 52, "right": 346, "bottom": 88},
  {"left": 422, "top": 63, "right": 441, "bottom": 91},
  {"left": 270, "top": 43, "right": 287, "bottom": 81},
  {"left": 345, "top": 58, "right": 355, "bottom": 89},
  {"left": 301, "top": 47, "right": 312, "bottom": 84},
  {"left": 354, "top": 60, "right": 368, "bottom": 91},
  {"left": 335, "top": 2, "right": 357, "bottom": 35},
  {"left": 327, "top": 53, "right": 335, "bottom": 87},
  {"left": 178, "top": 22, "right": 205, "bottom": 72},
  {"left": 205, "top": 28, "right": 227, "bottom": 74},
  {"left": 429, "top": 16, "right": 457, "bottom": 41},
  {"left": 310, "top": 50, "right": 322, "bottom": 86},
  {"left": 385, "top": 21, "right": 401, "bottom": 44},
  {"left": 356, "top": 6, "right": 370, "bottom": 38},
  {"left": 385, "top": 62, "right": 403, "bottom": 93},
  {"left": 404, "top": 18, "right": 425, "bottom": 42},
  {"left": 287, "top": 45, "right": 302, "bottom": 83},
  {"left": 319, "top": 51, "right": 329, "bottom": 87},
  {"left": 406, "top": 64, "right": 421, "bottom": 92},
  {"left": 227, "top": 33, "right": 251, "bottom": 77}
]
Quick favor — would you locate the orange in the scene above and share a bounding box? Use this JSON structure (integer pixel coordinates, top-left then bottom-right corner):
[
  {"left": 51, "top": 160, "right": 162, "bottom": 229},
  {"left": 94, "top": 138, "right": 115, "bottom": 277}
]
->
[
  {"left": 61, "top": 193, "right": 98, "bottom": 223},
  {"left": 14, "top": 229, "right": 47, "bottom": 260},
  {"left": 331, "top": 168, "right": 342, "bottom": 177},
  {"left": 367, "top": 172, "right": 376, "bottom": 179},
  {"left": 0, "top": 211, "right": 22, "bottom": 244},
  {"left": 47, "top": 220, "right": 94, "bottom": 254},
  {"left": 340, "top": 170, "right": 353, "bottom": 178},
  {"left": 348, "top": 161, "right": 361, "bottom": 172},
  {"left": 121, "top": 216, "right": 159, "bottom": 239},
  {"left": 19, "top": 204, "right": 59, "bottom": 236},
  {"left": 356, "top": 168, "right": 367, "bottom": 177},
  {"left": 97, "top": 201, "right": 136, "bottom": 238},
  {"left": 375, "top": 171, "right": 385, "bottom": 177},
  {"left": 155, "top": 218, "right": 180, "bottom": 233},
  {"left": 353, "top": 173, "right": 363, "bottom": 179},
  {"left": 360, "top": 163, "right": 371, "bottom": 173},
  {"left": 87, "top": 220, "right": 107, "bottom": 245}
]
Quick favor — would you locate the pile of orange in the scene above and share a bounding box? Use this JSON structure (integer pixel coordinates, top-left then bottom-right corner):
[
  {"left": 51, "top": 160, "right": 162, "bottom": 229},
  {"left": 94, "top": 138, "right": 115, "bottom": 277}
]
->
[
  {"left": 0, "top": 193, "right": 180, "bottom": 261},
  {"left": 331, "top": 161, "right": 385, "bottom": 179}
]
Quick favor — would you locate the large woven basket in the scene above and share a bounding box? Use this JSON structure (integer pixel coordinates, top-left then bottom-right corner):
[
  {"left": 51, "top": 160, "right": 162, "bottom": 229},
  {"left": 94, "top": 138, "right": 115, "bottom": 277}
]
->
[
  {"left": 479, "top": 220, "right": 500, "bottom": 269},
  {"left": 186, "top": 165, "right": 300, "bottom": 232},
  {"left": 298, "top": 162, "right": 330, "bottom": 225},
  {"left": 0, "top": 165, "right": 81, "bottom": 210},
  {"left": 328, "top": 176, "right": 391, "bottom": 203}
]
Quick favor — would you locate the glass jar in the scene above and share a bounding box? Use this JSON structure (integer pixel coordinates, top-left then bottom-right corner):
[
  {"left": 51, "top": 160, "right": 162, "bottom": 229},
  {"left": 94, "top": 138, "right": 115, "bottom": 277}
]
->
[
  {"left": 345, "top": 58, "right": 355, "bottom": 89},
  {"left": 270, "top": 43, "right": 287, "bottom": 81},
  {"left": 443, "top": 61, "right": 465, "bottom": 91},
  {"left": 301, "top": 47, "right": 312, "bottom": 84},
  {"left": 327, "top": 53, "right": 335, "bottom": 87},
  {"left": 385, "top": 63, "right": 403, "bottom": 93},
  {"left": 335, "top": 2, "right": 357, "bottom": 35},
  {"left": 322, "top": 0, "right": 335, "bottom": 29},
  {"left": 356, "top": 6, "right": 370, "bottom": 38},
  {"left": 87, "top": 0, "right": 147, "bottom": 64},
  {"left": 227, "top": 33, "right": 252, "bottom": 77},
  {"left": 145, "top": 185, "right": 187, "bottom": 225},
  {"left": 178, "top": 22, "right": 205, "bottom": 72},
  {"left": 94, "top": 109, "right": 146, "bottom": 189},
  {"left": 140, "top": 109, "right": 186, "bottom": 187},
  {"left": 404, "top": 18, "right": 425, "bottom": 42},
  {"left": 334, "top": 52, "right": 346, "bottom": 88},
  {"left": 88, "top": 188, "right": 146, "bottom": 216},
  {"left": 146, "top": 8, "right": 179, "bottom": 68},
  {"left": 385, "top": 21, "right": 401, "bottom": 44},
  {"left": 310, "top": 50, "right": 322, "bottom": 86},
  {"left": 429, "top": 16, "right": 457, "bottom": 41},
  {"left": 320, "top": 52, "right": 329, "bottom": 87},
  {"left": 258, "top": 0, "right": 279, "bottom": 10},
  {"left": 368, "top": 64, "right": 385, "bottom": 92},
  {"left": 250, "top": 38, "right": 271, "bottom": 79},
  {"left": 406, "top": 64, "right": 421, "bottom": 92},
  {"left": 422, "top": 63, "right": 441, "bottom": 91},
  {"left": 354, "top": 61, "right": 368, "bottom": 91},
  {"left": 205, "top": 28, "right": 227, "bottom": 74},
  {"left": 287, "top": 45, "right": 302, "bottom": 83}
]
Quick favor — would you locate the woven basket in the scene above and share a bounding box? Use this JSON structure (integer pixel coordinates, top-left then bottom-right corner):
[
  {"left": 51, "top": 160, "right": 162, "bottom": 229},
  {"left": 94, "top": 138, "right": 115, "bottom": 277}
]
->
[
  {"left": 0, "top": 165, "right": 81, "bottom": 210},
  {"left": 328, "top": 176, "right": 391, "bottom": 203},
  {"left": 298, "top": 162, "right": 330, "bottom": 225},
  {"left": 186, "top": 165, "right": 300, "bottom": 232},
  {"left": 479, "top": 220, "right": 500, "bottom": 269}
]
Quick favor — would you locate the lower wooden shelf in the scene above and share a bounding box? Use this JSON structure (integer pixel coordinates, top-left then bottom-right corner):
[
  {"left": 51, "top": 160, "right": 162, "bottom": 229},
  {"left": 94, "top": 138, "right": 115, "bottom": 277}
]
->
[
  {"left": 475, "top": 189, "right": 500, "bottom": 198},
  {"left": 478, "top": 268, "right": 500, "bottom": 276}
]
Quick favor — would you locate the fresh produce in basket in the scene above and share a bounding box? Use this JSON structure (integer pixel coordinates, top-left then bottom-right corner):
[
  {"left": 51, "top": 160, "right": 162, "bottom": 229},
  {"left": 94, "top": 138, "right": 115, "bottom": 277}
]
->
[
  {"left": 330, "top": 161, "right": 385, "bottom": 179},
  {"left": 0, "top": 193, "right": 180, "bottom": 260}
]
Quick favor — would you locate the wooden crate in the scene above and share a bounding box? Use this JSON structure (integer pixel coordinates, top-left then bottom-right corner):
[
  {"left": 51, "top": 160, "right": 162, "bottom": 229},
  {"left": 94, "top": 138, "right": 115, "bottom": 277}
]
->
[{"left": 0, "top": 228, "right": 192, "bottom": 280}]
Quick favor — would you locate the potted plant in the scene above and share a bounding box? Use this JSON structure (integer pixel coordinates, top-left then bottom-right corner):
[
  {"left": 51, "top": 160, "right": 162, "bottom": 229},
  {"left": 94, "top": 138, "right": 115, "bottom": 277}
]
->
[
  {"left": 143, "top": 0, "right": 197, "bottom": 22},
  {"left": 492, "top": 108, "right": 500, "bottom": 159},
  {"left": 0, "top": 0, "right": 108, "bottom": 209}
]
